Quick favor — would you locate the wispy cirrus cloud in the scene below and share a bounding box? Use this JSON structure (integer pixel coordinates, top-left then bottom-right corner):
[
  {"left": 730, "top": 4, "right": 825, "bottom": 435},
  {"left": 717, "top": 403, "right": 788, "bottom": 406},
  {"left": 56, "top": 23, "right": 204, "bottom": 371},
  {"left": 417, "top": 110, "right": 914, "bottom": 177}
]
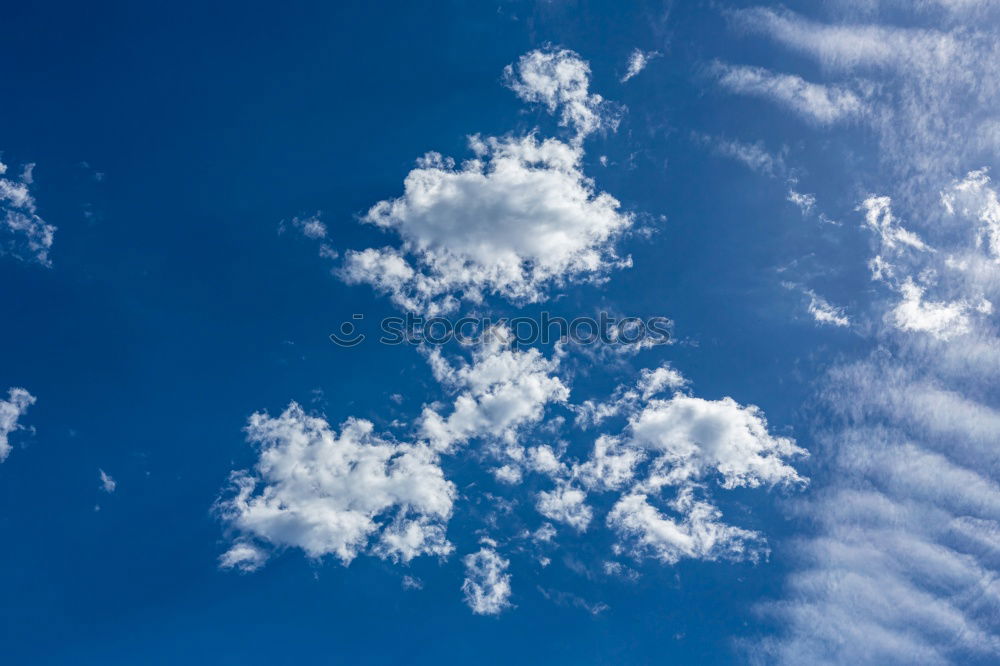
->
[{"left": 711, "top": 62, "right": 867, "bottom": 125}]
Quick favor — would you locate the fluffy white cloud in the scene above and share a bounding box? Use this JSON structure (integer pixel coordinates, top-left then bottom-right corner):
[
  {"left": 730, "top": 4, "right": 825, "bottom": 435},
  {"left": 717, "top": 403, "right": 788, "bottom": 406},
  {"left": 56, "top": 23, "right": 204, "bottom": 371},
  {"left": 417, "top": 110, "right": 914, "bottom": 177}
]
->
[
  {"left": 0, "top": 159, "right": 55, "bottom": 265},
  {"left": 575, "top": 362, "right": 686, "bottom": 427},
  {"left": 341, "top": 135, "right": 632, "bottom": 315},
  {"left": 0, "top": 387, "right": 35, "bottom": 462},
  {"left": 218, "top": 539, "right": 269, "bottom": 573},
  {"left": 217, "top": 403, "right": 455, "bottom": 566},
  {"left": 567, "top": 384, "right": 807, "bottom": 567},
  {"left": 462, "top": 547, "right": 512, "bottom": 615},
  {"left": 628, "top": 395, "right": 807, "bottom": 490},
  {"left": 419, "top": 327, "right": 569, "bottom": 451},
  {"left": 713, "top": 63, "right": 866, "bottom": 125},
  {"left": 504, "top": 48, "right": 620, "bottom": 141},
  {"left": 536, "top": 483, "right": 593, "bottom": 531},
  {"left": 339, "top": 50, "right": 632, "bottom": 315},
  {"left": 574, "top": 434, "right": 645, "bottom": 492},
  {"left": 607, "top": 489, "right": 766, "bottom": 565},
  {"left": 621, "top": 48, "right": 660, "bottom": 83},
  {"left": 636, "top": 364, "right": 688, "bottom": 399}
]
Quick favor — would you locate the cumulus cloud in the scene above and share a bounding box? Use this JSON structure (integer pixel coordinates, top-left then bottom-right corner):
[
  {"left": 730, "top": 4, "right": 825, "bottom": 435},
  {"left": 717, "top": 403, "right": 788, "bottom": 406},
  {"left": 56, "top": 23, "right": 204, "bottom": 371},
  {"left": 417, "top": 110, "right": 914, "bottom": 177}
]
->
[
  {"left": 536, "top": 483, "right": 593, "bottom": 531},
  {"left": 462, "top": 547, "right": 512, "bottom": 615},
  {"left": 574, "top": 362, "right": 686, "bottom": 427},
  {"left": 712, "top": 63, "right": 866, "bottom": 125},
  {"left": 504, "top": 48, "right": 621, "bottom": 141},
  {"left": 0, "top": 387, "right": 35, "bottom": 462},
  {"left": 565, "top": 380, "right": 807, "bottom": 567},
  {"left": 338, "top": 50, "right": 632, "bottom": 315},
  {"left": 217, "top": 403, "right": 455, "bottom": 566},
  {"left": 608, "top": 489, "right": 767, "bottom": 565},
  {"left": 551, "top": 365, "right": 806, "bottom": 566},
  {"left": 627, "top": 395, "right": 807, "bottom": 490},
  {"left": 621, "top": 48, "right": 660, "bottom": 83},
  {"left": 418, "top": 327, "right": 569, "bottom": 451},
  {"left": 0, "top": 159, "right": 55, "bottom": 265},
  {"left": 341, "top": 135, "right": 632, "bottom": 315}
]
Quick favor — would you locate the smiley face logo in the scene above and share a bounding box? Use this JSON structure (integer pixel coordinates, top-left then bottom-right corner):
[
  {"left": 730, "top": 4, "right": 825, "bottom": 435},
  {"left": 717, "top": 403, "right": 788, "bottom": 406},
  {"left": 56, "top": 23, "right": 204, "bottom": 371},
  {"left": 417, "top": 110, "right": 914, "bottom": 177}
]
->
[{"left": 329, "top": 314, "right": 366, "bottom": 347}]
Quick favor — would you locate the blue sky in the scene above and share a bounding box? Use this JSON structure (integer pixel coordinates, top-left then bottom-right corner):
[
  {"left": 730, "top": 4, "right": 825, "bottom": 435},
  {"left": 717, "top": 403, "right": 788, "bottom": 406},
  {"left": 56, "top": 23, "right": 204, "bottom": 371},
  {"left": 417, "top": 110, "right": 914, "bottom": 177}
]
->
[{"left": 2, "top": 1, "right": 999, "bottom": 664}]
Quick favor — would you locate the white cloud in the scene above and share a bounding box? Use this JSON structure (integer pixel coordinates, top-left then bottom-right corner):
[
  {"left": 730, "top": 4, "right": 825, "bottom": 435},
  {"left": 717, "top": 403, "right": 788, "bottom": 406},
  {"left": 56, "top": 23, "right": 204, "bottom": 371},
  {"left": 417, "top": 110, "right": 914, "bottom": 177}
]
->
[
  {"left": 574, "top": 362, "right": 686, "bottom": 427},
  {"left": 525, "top": 445, "right": 564, "bottom": 477},
  {"left": 628, "top": 395, "right": 807, "bottom": 490},
  {"left": 218, "top": 539, "right": 269, "bottom": 572},
  {"left": 575, "top": 434, "right": 645, "bottom": 492},
  {"left": 731, "top": 7, "right": 958, "bottom": 72},
  {"left": 701, "top": 136, "right": 785, "bottom": 178},
  {"left": 607, "top": 489, "right": 766, "bottom": 565},
  {"left": 941, "top": 168, "right": 1000, "bottom": 260},
  {"left": 713, "top": 63, "right": 866, "bottom": 125},
  {"left": 717, "top": 6, "right": 1000, "bottom": 661},
  {"left": 338, "top": 50, "right": 632, "bottom": 315},
  {"left": 756, "top": 366, "right": 1000, "bottom": 664},
  {"left": 341, "top": 135, "right": 633, "bottom": 315},
  {"left": 861, "top": 196, "right": 930, "bottom": 253},
  {"left": 291, "top": 213, "right": 327, "bottom": 239},
  {"left": 217, "top": 403, "right": 455, "bottom": 566},
  {"left": 566, "top": 367, "right": 807, "bottom": 568},
  {"left": 0, "top": 387, "right": 35, "bottom": 462},
  {"left": 621, "top": 48, "right": 660, "bottom": 83},
  {"left": 462, "top": 547, "right": 512, "bottom": 615},
  {"left": 891, "top": 278, "right": 973, "bottom": 340},
  {"left": 637, "top": 364, "right": 687, "bottom": 399},
  {"left": 99, "top": 469, "right": 116, "bottom": 493},
  {"left": 730, "top": 6, "right": 1000, "bottom": 188},
  {"left": 787, "top": 189, "right": 816, "bottom": 215},
  {"left": 401, "top": 575, "right": 423, "bottom": 590},
  {"left": 504, "top": 48, "right": 620, "bottom": 141},
  {"left": 536, "top": 483, "right": 593, "bottom": 531},
  {"left": 755, "top": 174, "right": 1000, "bottom": 663},
  {"left": 418, "top": 327, "right": 569, "bottom": 451},
  {"left": 806, "top": 289, "right": 851, "bottom": 327},
  {"left": 0, "top": 159, "right": 55, "bottom": 266},
  {"left": 857, "top": 193, "right": 995, "bottom": 340}
]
